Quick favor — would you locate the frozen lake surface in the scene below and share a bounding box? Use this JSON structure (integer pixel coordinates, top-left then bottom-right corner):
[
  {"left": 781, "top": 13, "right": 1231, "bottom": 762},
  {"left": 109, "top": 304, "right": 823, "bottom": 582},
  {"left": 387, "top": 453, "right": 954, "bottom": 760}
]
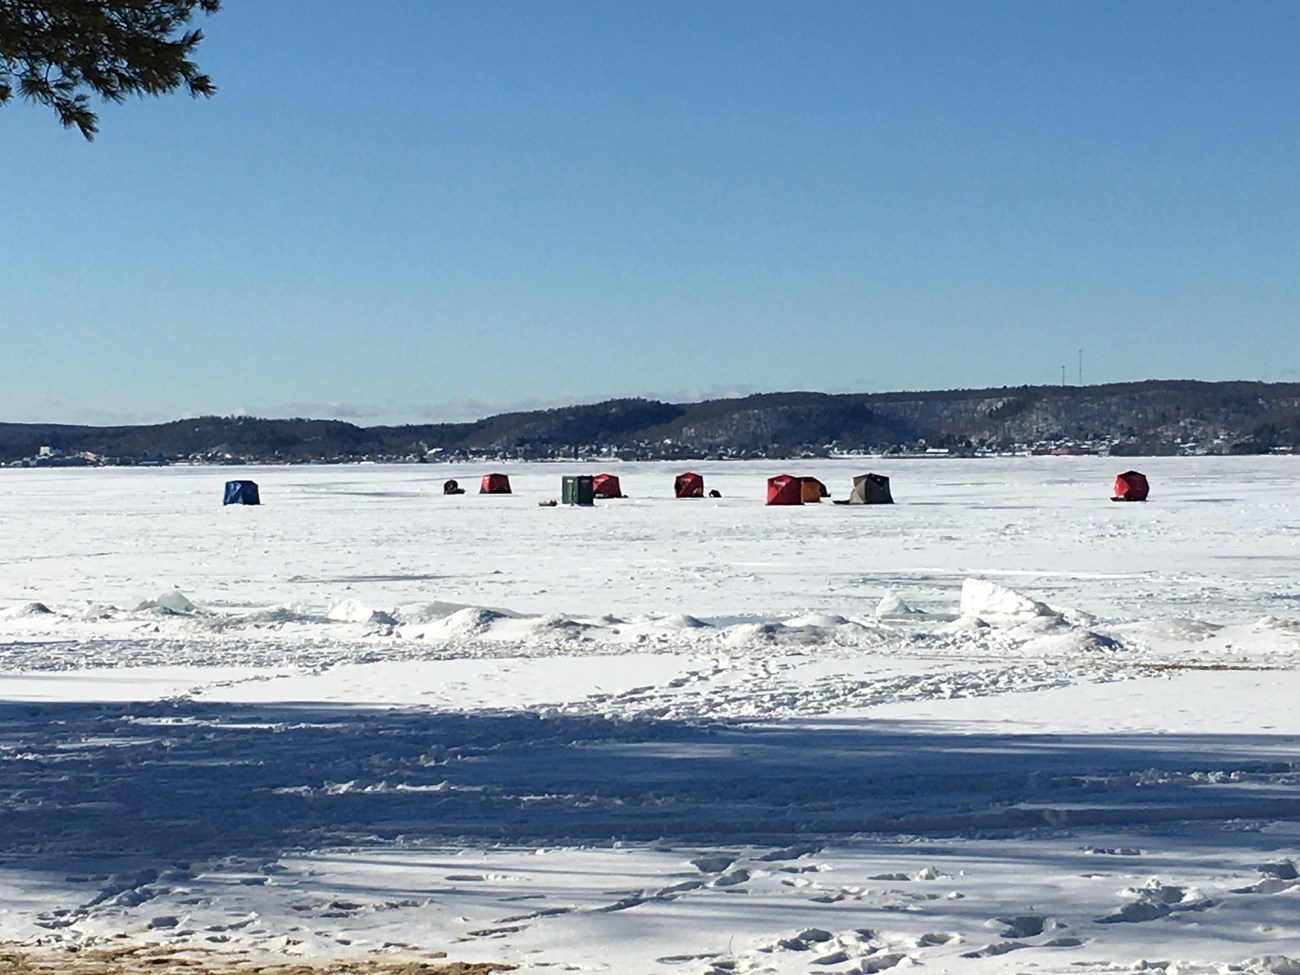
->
[{"left": 2, "top": 458, "right": 1299, "bottom": 974}]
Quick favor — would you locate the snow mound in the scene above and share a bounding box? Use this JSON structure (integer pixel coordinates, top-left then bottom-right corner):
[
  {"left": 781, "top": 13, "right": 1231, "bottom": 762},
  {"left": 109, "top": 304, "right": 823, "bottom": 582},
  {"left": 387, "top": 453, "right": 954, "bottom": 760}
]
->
[
  {"left": 136, "top": 591, "right": 197, "bottom": 615},
  {"left": 1255, "top": 616, "right": 1300, "bottom": 633},
  {"left": 434, "top": 606, "right": 511, "bottom": 637},
  {"left": 527, "top": 613, "right": 593, "bottom": 636},
  {"left": 0, "top": 601, "right": 54, "bottom": 618},
  {"left": 960, "top": 579, "right": 1057, "bottom": 622},
  {"left": 400, "top": 601, "right": 482, "bottom": 623},
  {"left": 875, "top": 592, "right": 920, "bottom": 618},
  {"left": 241, "top": 605, "right": 322, "bottom": 625},
  {"left": 1142, "top": 617, "right": 1224, "bottom": 642},
  {"left": 932, "top": 590, "right": 1124, "bottom": 658},
  {"left": 1244, "top": 957, "right": 1300, "bottom": 975},
  {"left": 1211, "top": 619, "right": 1300, "bottom": 657},
  {"left": 655, "top": 613, "right": 710, "bottom": 630},
  {"left": 327, "top": 598, "right": 397, "bottom": 626},
  {"left": 722, "top": 622, "right": 785, "bottom": 647},
  {"left": 1018, "top": 627, "right": 1124, "bottom": 656},
  {"left": 786, "top": 612, "right": 852, "bottom": 628},
  {"left": 942, "top": 615, "right": 990, "bottom": 633},
  {"left": 399, "top": 601, "right": 526, "bottom": 626},
  {"left": 620, "top": 613, "right": 711, "bottom": 633},
  {"left": 721, "top": 616, "right": 874, "bottom": 648}
]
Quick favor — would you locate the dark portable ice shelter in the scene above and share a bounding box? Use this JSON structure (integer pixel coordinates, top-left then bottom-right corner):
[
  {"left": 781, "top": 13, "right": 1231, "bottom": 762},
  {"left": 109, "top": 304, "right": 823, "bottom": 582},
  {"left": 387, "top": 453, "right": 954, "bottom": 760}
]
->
[
  {"left": 675, "top": 472, "right": 705, "bottom": 498},
  {"left": 848, "top": 473, "right": 893, "bottom": 504},
  {"left": 800, "top": 477, "right": 828, "bottom": 503},
  {"left": 480, "top": 473, "right": 512, "bottom": 494},
  {"left": 592, "top": 473, "right": 623, "bottom": 498},
  {"left": 766, "top": 474, "right": 802, "bottom": 505},
  {"left": 1111, "top": 470, "right": 1150, "bottom": 502},
  {"left": 223, "top": 480, "right": 260, "bottom": 505}
]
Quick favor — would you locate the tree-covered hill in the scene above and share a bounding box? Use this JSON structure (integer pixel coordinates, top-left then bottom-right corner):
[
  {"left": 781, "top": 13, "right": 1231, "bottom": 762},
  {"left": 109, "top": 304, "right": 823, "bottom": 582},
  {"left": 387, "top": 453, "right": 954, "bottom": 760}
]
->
[{"left": 4, "top": 380, "right": 1299, "bottom": 463}]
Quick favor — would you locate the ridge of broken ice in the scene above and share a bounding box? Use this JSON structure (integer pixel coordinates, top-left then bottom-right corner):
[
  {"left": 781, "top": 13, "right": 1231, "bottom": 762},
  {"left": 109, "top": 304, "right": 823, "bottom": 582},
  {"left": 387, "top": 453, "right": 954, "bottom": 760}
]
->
[{"left": 959, "top": 578, "right": 1059, "bottom": 622}]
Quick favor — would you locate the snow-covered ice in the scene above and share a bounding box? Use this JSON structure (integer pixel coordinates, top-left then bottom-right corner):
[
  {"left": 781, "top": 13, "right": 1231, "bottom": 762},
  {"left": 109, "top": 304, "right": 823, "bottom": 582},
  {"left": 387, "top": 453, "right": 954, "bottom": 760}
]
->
[{"left": 2, "top": 457, "right": 1299, "bottom": 973}]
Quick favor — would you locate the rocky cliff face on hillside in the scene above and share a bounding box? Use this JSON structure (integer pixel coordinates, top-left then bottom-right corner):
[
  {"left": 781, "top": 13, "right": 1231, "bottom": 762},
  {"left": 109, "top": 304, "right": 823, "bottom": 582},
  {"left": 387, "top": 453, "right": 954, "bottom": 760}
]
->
[{"left": 3, "top": 381, "right": 1298, "bottom": 464}]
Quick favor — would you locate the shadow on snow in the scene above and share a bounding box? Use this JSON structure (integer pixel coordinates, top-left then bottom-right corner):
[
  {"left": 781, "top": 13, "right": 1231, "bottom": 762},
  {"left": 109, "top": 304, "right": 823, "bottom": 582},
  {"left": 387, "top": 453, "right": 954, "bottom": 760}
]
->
[{"left": 1, "top": 699, "right": 1298, "bottom": 862}]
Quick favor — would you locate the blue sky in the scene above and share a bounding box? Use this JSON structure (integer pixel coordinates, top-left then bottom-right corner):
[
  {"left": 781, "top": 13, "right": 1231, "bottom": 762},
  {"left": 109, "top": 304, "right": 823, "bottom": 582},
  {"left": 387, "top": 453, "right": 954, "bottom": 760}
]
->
[{"left": 2, "top": 1, "right": 1297, "bottom": 426}]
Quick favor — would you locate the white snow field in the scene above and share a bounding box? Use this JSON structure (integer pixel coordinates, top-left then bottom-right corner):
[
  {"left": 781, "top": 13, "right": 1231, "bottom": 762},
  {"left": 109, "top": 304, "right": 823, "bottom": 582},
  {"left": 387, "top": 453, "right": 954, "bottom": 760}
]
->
[{"left": 2, "top": 457, "right": 1300, "bottom": 974}]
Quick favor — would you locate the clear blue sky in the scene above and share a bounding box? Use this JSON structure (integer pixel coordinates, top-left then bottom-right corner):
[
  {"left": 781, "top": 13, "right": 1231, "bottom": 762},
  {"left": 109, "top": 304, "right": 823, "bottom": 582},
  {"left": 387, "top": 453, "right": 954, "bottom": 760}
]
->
[{"left": 2, "top": 1, "right": 1297, "bottom": 426}]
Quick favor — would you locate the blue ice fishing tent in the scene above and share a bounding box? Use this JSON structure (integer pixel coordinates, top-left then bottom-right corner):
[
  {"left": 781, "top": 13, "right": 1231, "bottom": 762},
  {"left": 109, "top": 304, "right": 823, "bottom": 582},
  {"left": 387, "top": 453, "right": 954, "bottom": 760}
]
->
[{"left": 223, "top": 480, "right": 260, "bottom": 505}]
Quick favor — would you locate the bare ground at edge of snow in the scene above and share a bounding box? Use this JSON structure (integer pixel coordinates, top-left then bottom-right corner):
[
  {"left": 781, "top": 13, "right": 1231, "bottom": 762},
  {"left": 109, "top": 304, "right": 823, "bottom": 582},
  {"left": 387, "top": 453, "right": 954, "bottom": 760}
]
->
[{"left": 0, "top": 943, "right": 511, "bottom": 974}]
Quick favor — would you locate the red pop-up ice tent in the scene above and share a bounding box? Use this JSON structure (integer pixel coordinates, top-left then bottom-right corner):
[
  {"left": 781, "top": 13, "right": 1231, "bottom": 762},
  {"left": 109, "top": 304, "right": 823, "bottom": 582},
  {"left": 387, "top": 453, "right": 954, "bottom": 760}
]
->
[
  {"left": 674, "top": 472, "right": 704, "bottom": 498},
  {"left": 766, "top": 474, "right": 802, "bottom": 505},
  {"left": 592, "top": 473, "right": 623, "bottom": 498},
  {"left": 480, "top": 473, "right": 512, "bottom": 494},
  {"left": 1111, "top": 470, "right": 1149, "bottom": 502}
]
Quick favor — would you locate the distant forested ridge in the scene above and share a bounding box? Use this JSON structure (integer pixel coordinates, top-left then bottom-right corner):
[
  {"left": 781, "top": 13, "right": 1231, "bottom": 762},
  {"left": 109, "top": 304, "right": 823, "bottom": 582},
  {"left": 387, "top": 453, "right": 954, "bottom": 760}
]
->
[{"left": 3, "top": 380, "right": 1300, "bottom": 464}]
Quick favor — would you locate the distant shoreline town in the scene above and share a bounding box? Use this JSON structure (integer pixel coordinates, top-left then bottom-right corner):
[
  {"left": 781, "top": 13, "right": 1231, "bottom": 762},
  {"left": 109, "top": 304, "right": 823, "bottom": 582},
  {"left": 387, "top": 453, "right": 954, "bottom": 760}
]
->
[{"left": 4, "top": 380, "right": 1299, "bottom": 467}]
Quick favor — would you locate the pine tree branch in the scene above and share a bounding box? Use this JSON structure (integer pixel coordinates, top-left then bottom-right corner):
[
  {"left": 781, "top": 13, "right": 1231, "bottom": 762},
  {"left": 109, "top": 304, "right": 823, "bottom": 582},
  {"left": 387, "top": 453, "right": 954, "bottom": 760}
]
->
[{"left": 0, "top": 0, "right": 220, "bottom": 140}]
